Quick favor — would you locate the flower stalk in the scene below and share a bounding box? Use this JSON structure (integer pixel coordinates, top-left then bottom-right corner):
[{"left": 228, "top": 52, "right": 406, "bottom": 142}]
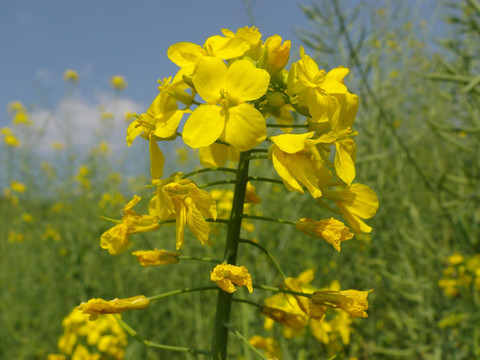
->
[{"left": 212, "top": 150, "right": 251, "bottom": 360}]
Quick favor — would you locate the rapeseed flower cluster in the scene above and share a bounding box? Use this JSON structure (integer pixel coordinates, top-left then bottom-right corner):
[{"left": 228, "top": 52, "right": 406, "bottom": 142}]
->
[
  {"left": 78, "top": 26, "right": 378, "bottom": 358},
  {"left": 438, "top": 252, "right": 480, "bottom": 297},
  {"left": 47, "top": 308, "right": 128, "bottom": 360}
]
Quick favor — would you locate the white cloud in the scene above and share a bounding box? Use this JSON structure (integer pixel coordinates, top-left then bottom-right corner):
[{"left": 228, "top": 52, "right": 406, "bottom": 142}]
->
[{"left": 31, "top": 91, "right": 145, "bottom": 158}]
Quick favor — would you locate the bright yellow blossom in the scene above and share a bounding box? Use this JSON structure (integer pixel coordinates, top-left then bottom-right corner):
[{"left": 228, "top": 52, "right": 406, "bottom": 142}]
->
[
  {"left": 131, "top": 249, "right": 180, "bottom": 266},
  {"left": 182, "top": 57, "right": 270, "bottom": 151},
  {"left": 78, "top": 295, "right": 150, "bottom": 320},
  {"left": 211, "top": 264, "right": 253, "bottom": 293},
  {"left": 296, "top": 217, "right": 354, "bottom": 251}
]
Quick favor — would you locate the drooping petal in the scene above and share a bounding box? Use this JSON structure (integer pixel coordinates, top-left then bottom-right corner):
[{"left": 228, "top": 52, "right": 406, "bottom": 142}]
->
[
  {"left": 149, "top": 137, "right": 164, "bottom": 179},
  {"left": 223, "top": 103, "right": 266, "bottom": 151},
  {"left": 270, "top": 146, "right": 305, "bottom": 194},
  {"left": 270, "top": 132, "right": 314, "bottom": 154},
  {"left": 335, "top": 139, "right": 357, "bottom": 185},
  {"left": 182, "top": 105, "right": 225, "bottom": 148},
  {"left": 185, "top": 198, "right": 210, "bottom": 245},
  {"left": 225, "top": 59, "right": 270, "bottom": 102},
  {"left": 193, "top": 57, "right": 226, "bottom": 102}
]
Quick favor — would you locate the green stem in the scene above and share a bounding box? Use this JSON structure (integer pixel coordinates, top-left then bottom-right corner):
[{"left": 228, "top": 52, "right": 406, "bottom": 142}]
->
[
  {"left": 177, "top": 255, "right": 222, "bottom": 264},
  {"left": 182, "top": 167, "right": 237, "bottom": 178},
  {"left": 148, "top": 286, "right": 217, "bottom": 302},
  {"left": 247, "top": 176, "right": 284, "bottom": 185},
  {"left": 253, "top": 284, "right": 313, "bottom": 298},
  {"left": 198, "top": 179, "right": 238, "bottom": 189},
  {"left": 244, "top": 154, "right": 268, "bottom": 161},
  {"left": 212, "top": 150, "right": 251, "bottom": 360},
  {"left": 239, "top": 238, "right": 286, "bottom": 280},
  {"left": 242, "top": 214, "right": 296, "bottom": 226},
  {"left": 115, "top": 315, "right": 211, "bottom": 356},
  {"left": 223, "top": 322, "right": 268, "bottom": 360},
  {"left": 232, "top": 298, "right": 263, "bottom": 310}
]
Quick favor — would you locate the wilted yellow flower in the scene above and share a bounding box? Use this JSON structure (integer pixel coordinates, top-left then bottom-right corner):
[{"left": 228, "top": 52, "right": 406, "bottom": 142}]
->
[
  {"left": 131, "top": 249, "right": 180, "bottom": 266},
  {"left": 100, "top": 195, "right": 160, "bottom": 255},
  {"left": 63, "top": 69, "right": 79, "bottom": 83},
  {"left": 10, "top": 180, "right": 26, "bottom": 193},
  {"left": 311, "top": 288, "right": 370, "bottom": 318},
  {"left": 110, "top": 75, "right": 127, "bottom": 91},
  {"left": 153, "top": 178, "right": 217, "bottom": 249},
  {"left": 296, "top": 217, "right": 354, "bottom": 251},
  {"left": 78, "top": 295, "right": 150, "bottom": 320},
  {"left": 211, "top": 264, "right": 253, "bottom": 293},
  {"left": 323, "top": 183, "right": 379, "bottom": 234}
]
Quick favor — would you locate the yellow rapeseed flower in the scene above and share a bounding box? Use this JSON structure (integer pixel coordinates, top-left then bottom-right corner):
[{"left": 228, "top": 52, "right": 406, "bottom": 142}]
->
[
  {"left": 249, "top": 335, "right": 281, "bottom": 359},
  {"left": 78, "top": 295, "right": 150, "bottom": 320},
  {"left": 211, "top": 264, "right": 253, "bottom": 293},
  {"left": 182, "top": 57, "right": 270, "bottom": 151}
]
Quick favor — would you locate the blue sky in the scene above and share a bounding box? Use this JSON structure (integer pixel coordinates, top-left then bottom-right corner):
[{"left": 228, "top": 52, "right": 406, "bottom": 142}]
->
[{"left": 1, "top": 0, "right": 310, "bottom": 127}]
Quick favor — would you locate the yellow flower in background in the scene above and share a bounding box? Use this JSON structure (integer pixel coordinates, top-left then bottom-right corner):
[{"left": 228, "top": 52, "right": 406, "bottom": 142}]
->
[
  {"left": 78, "top": 295, "right": 150, "bottom": 320},
  {"left": 10, "top": 180, "right": 26, "bottom": 193},
  {"left": 8, "top": 230, "right": 25, "bottom": 243},
  {"left": 1, "top": 127, "right": 21, "bottom": 146},
  {"left": 159, "top": 179, "right": 217, "bottom": 250},
  {"left": 182, "top": 57, "right": 270, "bottom": 151},
  {"left": 448, "top": 253, "right": 464, "bottom": 266},
  {"left": 8, "top": 101, "right": 32, "bottom": 126},
  {"left": 42, "top": 223, "right": 61, "bottom": 241},
  {"left": 100, "top": 195, "right": 160, "bottom": 255},
  {"left": 211, "top": 264, "right": 253, "bottom": 293},
  {"left": 131, "top": 249, "right": 180, "bottom": 266},
  {"left": 22, "top": 213, "right": 34, "bottom": 223},
  {"left": 312, "top": 288, "right": 370, "bottom": 318},
  {"left": 55, "top": 307, "right": 127, "bottom": 359},
  {"left": 296, "top": 217, "right": 354, "bottom": 251},
  {"left": 110, "top": 75, "right": 128, "bottom": 91},
  {"left": 63, "top": 69, "right": 79, "bottom": 83},
  {"left": 249, "top": 335, "right": 281, "bottom": 359}
]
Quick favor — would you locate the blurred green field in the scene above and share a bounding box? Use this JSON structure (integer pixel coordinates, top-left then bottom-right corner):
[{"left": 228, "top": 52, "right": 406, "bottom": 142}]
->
[{"left": 1, "top": 1, "right": 480, "bottom": 359}]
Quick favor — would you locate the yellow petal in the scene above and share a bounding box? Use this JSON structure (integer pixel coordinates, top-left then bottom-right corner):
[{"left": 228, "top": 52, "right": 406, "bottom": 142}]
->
[
  {"left": 223, "top": 103, "right": 266, "bottom": 151},
  {"left": 149, "top": 137, "right": 164, "bottom": 179},
  {"left": 199, "top": 143, "right": 229, "bottom": 168},
  {"left": 270, "top": 146, "right": 304, "bottom": 193},
  {"left": 270, "top": 132, "right": 314, "bottom": 154},
  {"left": 183, "top": 105, "right": 225, "bottom": 148},
  {"left": 335, "top": 139, "right": 356, "bottom": 185},
  {"left": 167, "top": 42, "right": 206, "bottom": 68},
  {"left": 225, "top": 59, "right": 270, "bottom": 102},
  {"left": 193, "top": 57, "right": 226, "bottom": 102}
]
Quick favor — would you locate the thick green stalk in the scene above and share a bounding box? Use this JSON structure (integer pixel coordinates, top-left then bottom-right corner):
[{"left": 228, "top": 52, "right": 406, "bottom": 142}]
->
[{"left": 211, "top": 150, "right": 251, "bottom": 360}]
